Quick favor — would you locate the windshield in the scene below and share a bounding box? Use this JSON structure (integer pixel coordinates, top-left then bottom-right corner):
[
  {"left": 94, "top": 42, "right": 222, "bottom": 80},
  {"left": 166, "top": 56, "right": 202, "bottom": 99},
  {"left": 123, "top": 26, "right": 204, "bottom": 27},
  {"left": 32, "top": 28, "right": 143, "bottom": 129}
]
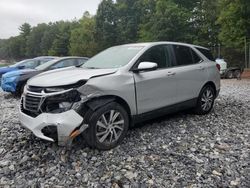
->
[
  {"left": 82, "top": 45, "right": 144, "bottom": 69},
  {"left": 35, "top": 59, "right": 58, "bottom": 71}
]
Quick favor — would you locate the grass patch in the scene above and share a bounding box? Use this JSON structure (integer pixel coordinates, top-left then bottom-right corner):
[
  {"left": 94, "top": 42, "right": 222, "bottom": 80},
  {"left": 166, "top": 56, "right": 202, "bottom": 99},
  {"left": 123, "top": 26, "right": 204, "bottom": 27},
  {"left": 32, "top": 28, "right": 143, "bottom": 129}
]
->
[{"left": 0, "top": 64, "right": 9, "bottom": 67}]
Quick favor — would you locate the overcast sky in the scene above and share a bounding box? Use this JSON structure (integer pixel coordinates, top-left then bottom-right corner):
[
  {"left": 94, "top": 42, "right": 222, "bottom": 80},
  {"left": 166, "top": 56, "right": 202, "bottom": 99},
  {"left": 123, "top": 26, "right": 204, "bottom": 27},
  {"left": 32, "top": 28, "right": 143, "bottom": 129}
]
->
[{"left": 0, "top": 0, "right": 101, "bottom": 39}]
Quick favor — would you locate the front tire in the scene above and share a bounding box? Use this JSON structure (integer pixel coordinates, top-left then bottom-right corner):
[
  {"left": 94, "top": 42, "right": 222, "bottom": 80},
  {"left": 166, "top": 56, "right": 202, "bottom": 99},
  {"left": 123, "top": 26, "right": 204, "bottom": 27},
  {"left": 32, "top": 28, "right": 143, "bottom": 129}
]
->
[
  {"left": 194, "top": 85, "right": 215, "bottom": 115},
  {"left": 83, "top": 102, "right": 129, "bottom": 150}
]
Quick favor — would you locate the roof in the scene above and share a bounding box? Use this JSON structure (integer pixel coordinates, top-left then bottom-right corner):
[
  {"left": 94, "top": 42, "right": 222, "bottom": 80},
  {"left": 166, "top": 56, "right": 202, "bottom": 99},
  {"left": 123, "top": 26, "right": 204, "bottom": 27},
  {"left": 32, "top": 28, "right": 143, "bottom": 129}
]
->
[
  {"left": 33, "top": 56, "right": 57, "bottom": 60},
  {"left": 120, "top": 42, "right": 210, "bottom": 50},
  {"left": 56, "top": 56, "right": 89, "bottom": 60}
]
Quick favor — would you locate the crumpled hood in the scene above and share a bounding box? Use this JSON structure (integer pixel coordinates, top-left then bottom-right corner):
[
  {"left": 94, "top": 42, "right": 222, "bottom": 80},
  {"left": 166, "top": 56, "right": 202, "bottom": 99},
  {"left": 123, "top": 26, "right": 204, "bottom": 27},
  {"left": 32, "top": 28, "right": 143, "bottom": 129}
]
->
[
  {"left": 28, "top": 67, "right": 117, "bottom": 87},
  {"left": 3, "top": 69, "right": 36, "bottom": 78}
]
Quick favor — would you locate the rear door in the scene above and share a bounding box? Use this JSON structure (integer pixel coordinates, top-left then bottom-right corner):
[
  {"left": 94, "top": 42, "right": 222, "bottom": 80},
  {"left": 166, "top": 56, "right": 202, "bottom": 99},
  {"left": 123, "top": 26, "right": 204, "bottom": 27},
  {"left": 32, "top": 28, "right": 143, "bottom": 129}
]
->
[
  {"left": 172, "top": 45, "right": 208, "bottom": 103},
  {"left": 133, "top": 45, "right": 178, "bottom": 114}
]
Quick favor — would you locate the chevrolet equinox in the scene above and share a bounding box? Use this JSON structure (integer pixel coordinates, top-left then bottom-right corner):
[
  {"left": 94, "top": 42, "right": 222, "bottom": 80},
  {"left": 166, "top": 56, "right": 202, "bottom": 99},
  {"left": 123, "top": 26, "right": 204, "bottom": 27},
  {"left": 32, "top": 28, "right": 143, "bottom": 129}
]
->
[{"left": 19, "top": 42, "right": 220, "bottom": 150}]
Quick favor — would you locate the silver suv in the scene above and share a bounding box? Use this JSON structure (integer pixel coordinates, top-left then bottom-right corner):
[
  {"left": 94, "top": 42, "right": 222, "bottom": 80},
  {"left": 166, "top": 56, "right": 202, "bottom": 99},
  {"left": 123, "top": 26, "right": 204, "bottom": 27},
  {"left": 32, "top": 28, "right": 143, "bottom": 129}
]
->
[{"left": 19, "top": 42, "right": 220, "bottom": 150}]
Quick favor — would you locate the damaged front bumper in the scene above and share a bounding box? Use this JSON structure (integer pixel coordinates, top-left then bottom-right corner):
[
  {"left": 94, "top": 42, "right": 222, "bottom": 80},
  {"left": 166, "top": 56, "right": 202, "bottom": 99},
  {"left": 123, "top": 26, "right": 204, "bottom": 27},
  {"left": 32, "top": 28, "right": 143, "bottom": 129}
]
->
[
  {"left": 19, "top": 108, "right": 87, "bottom": 146},
  {"left": 19, "top": 85, "right": 94, "bottom": 146}
]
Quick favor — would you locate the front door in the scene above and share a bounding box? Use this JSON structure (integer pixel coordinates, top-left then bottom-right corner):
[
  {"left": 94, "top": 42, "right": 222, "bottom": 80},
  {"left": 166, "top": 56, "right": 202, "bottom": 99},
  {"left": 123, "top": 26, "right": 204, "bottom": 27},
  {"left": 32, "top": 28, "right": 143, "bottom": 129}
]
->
[{"left": 133, "top": 45, "right": 178, "bottom": 114}]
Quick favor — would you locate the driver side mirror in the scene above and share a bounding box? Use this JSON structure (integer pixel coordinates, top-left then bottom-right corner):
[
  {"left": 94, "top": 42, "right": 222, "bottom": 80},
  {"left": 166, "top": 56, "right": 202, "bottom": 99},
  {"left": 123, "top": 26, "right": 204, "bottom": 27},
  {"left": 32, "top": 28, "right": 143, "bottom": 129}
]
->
[{"left": 133, "top": 62, "right": 158, "bottom": 73}]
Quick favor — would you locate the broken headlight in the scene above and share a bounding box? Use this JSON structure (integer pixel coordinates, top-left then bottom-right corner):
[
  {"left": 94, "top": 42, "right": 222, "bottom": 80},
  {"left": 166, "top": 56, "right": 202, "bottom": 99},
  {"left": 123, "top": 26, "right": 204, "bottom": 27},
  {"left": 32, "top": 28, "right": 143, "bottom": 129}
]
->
[
  {"left": 59, "top": 102, "right": 73, "bottom": 111},
  {"left": 44, "top": 90, "right": 81, "bottom": 113}
]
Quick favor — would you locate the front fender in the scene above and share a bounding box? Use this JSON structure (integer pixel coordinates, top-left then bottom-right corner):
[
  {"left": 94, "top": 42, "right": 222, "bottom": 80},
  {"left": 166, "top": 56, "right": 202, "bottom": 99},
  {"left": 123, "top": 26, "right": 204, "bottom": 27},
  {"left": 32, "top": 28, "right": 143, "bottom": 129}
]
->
[{"left": 85, "top": 97, "right": 115, "bottom": 111}]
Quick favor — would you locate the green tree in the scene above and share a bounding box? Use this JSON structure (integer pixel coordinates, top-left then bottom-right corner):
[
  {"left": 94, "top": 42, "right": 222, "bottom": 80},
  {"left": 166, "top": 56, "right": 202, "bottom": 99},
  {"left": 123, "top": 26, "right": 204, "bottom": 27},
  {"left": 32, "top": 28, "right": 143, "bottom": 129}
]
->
[
  {"left": 192, "top": 0, "right": 220, "bottom": 46},
  {"left": 19, "top": 23, "right": 31, "bottom": 38},
  {"left": 0, "top": 39, "right": 9, "bottom": 59},
  {"left": 139, "top": 0, "right": 193, "bottom": 42},
  {"left": 40, "top": 23, "right": 59, "bottom": 55},
  {"left": 26, "top": 23, "right": 48, "bottom": 57},
  {"left": 115, "top": 0, "right": 140, "bottom": 43},
  {"left": 69, "top": 12, "right": 98, "bottom": 57},
  {"left": 49, "top": 21, "right": 79, "bottom": 56},
  {"left": 95, "top": 0, "right": 118, "bottom": 50},
  {"left": 18, "top": 23, "right": 32, "bottom": 57},
  {"left": 7, "top": 36, "right": 23, "bottom": 59},
  {"left": 217, "top": 0, "right": 250, "bottom": 48}
]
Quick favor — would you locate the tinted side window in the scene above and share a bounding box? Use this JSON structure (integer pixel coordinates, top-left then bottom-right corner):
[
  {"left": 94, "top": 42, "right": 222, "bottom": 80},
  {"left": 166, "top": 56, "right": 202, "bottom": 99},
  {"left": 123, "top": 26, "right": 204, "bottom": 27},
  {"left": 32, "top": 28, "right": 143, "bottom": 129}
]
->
[
  {"left": 173, "top": 45, "right": 193, "bottom": 66},
  {"left": 63, "top": 59, "right": 78, "bottom": 67},
  {"left": 77, "top": 58, "right": 88, "bottom": 66},
  {"left": 138, "top": 45, "right": 170, "bottom": 68},
  {"left": 23, "top": 60, "right": 36, "bottom": 68},
  {"left": 50, "top": 59, "right": 76, "bottom": 69},
  {"left": 39, "top": 58, "right": 53, "bottom": 65},
  {"left": 191, "top": 50, "right": 202, "bottom": 64},
  {"left": 196, "top": 47, "right": 215, "bottom": 61},
  {"left": 164, "top": 46, "right": 174, "bottom": 67}
]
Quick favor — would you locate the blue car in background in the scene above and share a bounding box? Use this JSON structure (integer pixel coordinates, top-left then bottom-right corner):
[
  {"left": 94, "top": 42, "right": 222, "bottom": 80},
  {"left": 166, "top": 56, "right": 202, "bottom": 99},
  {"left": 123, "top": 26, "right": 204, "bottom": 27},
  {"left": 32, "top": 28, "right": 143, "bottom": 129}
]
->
[
  {"left": 0, "top": 56, "right": 57, "bottom": 83},
  {"left": 0, "top": 56, "right": 56, "bottom": 79},
  {"left": 0, "top": 59, "right": 32, "bottom": 80},
  {"left": 1, "top": 57, "right": 88, "bottom": 95}
]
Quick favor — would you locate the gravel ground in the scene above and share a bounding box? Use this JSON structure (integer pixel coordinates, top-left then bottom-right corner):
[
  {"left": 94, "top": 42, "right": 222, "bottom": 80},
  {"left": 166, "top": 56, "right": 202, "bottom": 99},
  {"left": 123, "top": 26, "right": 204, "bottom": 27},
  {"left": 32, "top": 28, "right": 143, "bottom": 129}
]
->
[{"left": 0, "top": 79, "right": 249, "bottom": 188}]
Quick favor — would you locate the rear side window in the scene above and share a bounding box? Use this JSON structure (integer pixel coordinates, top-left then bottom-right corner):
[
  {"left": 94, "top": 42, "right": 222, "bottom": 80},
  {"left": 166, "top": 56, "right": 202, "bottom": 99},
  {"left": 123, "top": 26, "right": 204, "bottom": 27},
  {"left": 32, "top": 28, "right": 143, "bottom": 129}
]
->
[
  {"left": 196, "top": 47, "right": 215, "bottom": 61},
  {"left": 173, "top": 45, "right": 193, "bottom": 66},
  {"left": 77, "top": 58, "right": 88, "bottom": 66},
  {"left": 50, "top": 59, "right": 77, "bottom": 69},
  {"left": 191, "top": 50, "right": 202, "bottom": 64},
  {"left": 22, "top": 60, "right": 36, "bottom": 68}
]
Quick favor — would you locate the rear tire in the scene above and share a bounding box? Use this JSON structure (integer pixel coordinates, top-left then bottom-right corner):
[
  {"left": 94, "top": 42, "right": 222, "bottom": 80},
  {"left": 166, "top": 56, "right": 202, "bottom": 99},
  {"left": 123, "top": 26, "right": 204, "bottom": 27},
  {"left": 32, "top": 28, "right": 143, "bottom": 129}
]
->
[
  {"left": 226, "top": 71, "right": 233, "bottom": 79},
  {"left": 194, "top": 85, "right": 215, "bottom": 115},
  {"left": 83, "top": 102, "right": 129, "bottom": 150},
  {"left": 234, "top": 70, "right": 241, "bottom": 79}
]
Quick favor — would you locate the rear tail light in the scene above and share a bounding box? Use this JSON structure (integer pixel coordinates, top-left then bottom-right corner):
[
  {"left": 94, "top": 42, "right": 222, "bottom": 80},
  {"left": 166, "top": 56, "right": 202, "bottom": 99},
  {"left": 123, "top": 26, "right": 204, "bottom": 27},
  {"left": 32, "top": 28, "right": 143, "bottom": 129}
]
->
[{"left": 216, "top": 64, "right": 221, "bottom": 71}]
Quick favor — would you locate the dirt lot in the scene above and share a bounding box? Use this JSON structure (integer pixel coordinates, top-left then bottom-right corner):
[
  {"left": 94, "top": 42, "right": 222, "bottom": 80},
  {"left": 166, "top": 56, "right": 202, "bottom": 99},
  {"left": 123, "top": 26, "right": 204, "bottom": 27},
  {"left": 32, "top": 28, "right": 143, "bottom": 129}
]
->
[{"left": 0, "top": 79, "right": 249, "bottom": 187}]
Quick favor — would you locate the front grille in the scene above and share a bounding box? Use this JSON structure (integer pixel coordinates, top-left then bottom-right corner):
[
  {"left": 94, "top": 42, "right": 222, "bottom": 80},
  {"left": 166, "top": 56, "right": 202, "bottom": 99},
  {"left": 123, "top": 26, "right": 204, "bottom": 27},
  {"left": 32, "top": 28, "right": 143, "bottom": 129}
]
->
[
  {"left": 22, "top": 87, "right": 81, "bottom": 116},
  {"left": 27, "top": 86, "right": 44, "bottom": 93},
  {"left": 24, "top": 94, "right": 42, "bottom": 112}
]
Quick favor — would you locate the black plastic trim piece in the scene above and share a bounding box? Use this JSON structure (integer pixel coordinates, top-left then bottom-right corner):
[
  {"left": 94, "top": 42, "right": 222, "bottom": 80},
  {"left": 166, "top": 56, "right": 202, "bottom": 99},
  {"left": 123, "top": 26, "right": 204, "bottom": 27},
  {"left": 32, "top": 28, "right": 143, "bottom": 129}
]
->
[
  {"left": 86, "top": 97, "right": 115, "bottom": 111},
  {"left": 132, "top": 98, "right": 197, "bottom": 124}
]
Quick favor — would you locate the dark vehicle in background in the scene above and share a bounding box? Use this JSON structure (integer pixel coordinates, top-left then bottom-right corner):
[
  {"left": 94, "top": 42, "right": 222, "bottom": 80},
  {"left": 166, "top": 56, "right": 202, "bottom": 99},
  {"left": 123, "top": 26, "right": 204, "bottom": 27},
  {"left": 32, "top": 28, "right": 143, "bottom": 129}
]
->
[
  {"left": 0, "top": 56, "right": 57, "bottom": 83},
  {"left": 216, "top": 58, "right": 243, "bottom": 79},
  {"left": 1, "top": 57, "right": 88, "bottom": 95}
]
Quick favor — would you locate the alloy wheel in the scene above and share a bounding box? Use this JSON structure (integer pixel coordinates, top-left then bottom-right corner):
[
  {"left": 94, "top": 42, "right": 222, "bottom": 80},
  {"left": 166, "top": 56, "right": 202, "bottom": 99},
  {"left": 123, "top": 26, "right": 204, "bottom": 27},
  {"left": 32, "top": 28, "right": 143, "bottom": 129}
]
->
[
  {"left": 96, "top": 110, "right": 125, "bottom": 144},
  {"left": 201, "top": 88, "right": 214, "bottom": 111}
]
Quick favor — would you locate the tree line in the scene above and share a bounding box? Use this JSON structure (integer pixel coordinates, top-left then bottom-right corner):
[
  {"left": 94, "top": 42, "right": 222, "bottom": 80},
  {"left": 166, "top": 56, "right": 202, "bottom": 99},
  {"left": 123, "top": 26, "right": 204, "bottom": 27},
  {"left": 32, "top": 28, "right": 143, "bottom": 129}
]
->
[{"left": 0, "top": 0, "right": 249, "bottom": 66}]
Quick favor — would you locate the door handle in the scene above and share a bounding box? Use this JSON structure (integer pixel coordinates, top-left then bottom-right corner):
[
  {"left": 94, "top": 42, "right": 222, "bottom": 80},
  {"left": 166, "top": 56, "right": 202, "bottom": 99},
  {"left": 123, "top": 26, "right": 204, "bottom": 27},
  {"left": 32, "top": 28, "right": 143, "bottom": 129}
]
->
[
  {"left": 197, "top": 66, "right": 205, "bottom": 70},
  {"left": 166, "top": 72, "right": 176, "bottom": 76}
]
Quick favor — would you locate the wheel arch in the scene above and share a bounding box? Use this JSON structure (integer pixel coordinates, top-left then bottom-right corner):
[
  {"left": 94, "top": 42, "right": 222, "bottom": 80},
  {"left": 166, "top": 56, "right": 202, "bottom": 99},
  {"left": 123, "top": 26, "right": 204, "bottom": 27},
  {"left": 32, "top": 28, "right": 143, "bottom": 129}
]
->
[
  {"left": 202, "top": 81, "right": 216, "bottom": 94},
  {"left": 85, "top": 95, "right": 132, "bottom": 124}
]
